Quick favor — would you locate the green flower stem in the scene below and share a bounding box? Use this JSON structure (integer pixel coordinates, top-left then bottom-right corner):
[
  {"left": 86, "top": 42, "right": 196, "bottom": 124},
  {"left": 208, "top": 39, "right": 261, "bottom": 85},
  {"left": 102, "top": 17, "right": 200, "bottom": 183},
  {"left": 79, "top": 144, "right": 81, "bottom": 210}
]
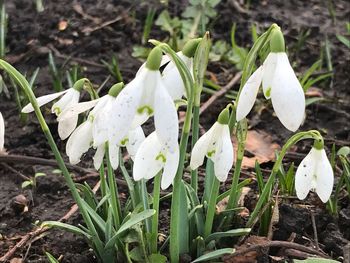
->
[
  {"left": 0, "top": 60, "right": 106, "bottom": 257},
  {"left": 106, "top": 144, "right": 121, "bottom": 229},
  {"left": 119, "top": 150, "right": 138, "bottom": 209},
  {"left": 204, "top": 177, "right": 220, "bottom": 238},
  {"left": 151, "top": 173, "right": 161, "bottom": 253},
  {"left": 246, "top": 130, "right": 322, "bottom": 227},
  {"left": 140, "top": 179, "right": 151, "bottom": 233},
  {"left": 190, "top": 104, "right": 200, "bottom": 193},
  {"left": 99, "top": 163, "right": 109, "bottom": 218}
]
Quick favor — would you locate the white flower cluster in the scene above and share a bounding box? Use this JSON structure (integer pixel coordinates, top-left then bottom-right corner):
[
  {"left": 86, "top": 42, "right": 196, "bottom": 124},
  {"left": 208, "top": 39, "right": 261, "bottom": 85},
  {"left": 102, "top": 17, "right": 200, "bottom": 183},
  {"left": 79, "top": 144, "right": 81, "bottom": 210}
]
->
[{"left": 17, "top": 28, "right": 334, "bottom": 202}]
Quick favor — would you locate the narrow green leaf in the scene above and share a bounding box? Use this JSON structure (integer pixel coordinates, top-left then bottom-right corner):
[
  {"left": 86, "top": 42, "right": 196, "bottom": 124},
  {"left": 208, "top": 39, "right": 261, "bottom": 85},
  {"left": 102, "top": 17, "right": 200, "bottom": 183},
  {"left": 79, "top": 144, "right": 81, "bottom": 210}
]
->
[
  {"left": 192, "top": 248, "right": 235, "bottom": 262},
  {"left": 105, "top": 209, "right": 155, "bottom": 249},
  {"left": 45, "top": 252, "right": 59, "bottom": 263},
  {"left": 42, "top": 221, "right": 91, "bottom": 239},
  {"left": 205, "top": 228, "right": 251, "bottom": 243}
]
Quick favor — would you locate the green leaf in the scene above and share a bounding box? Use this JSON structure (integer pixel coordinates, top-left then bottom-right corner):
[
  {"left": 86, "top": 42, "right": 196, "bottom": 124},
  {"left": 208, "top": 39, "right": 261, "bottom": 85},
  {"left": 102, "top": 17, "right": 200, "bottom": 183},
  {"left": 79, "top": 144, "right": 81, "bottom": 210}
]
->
[
  {"left": 132, "top": 46, "right": 151, "bottom": 59},
  {"left": 52, "top": 169, "right": 62, "bottom": 174},
  {"left": 21, "top": 180, "right": 33, "bottom": 189},
  {"left": 105, "top": 209, "right": 155, "bottom": 249},
  {"left": 192, "top": 248, "right": 235, "bottom": 262},
  {"left": 42, "top": 221, "right": 92, "bottom": 239},
  {"left": 294, "top": 258, "right": 340, "bottom": 263},
  {"left": 34, "top": 172, "right": 46, "bottom": 178},
  {"left": 129, "top": 246, "right": 144, "bottom": 262},
  {"left": 45, "top": 252, "right": 59, "bottom": 263},
  {"left": 205, "top": 228, "right": 251, "bottom": 242},
  {"left": 336, "top": 34, "right": 350, "bottom": 48},
  {"left": 337, "top": 146, "right": 350, "bottom": 157},
  {"left": 305, "top": 97, "right": 325, "bottom": 106},
  {"left": 149, "top": 253, "right": 167, "bottom": 263}
]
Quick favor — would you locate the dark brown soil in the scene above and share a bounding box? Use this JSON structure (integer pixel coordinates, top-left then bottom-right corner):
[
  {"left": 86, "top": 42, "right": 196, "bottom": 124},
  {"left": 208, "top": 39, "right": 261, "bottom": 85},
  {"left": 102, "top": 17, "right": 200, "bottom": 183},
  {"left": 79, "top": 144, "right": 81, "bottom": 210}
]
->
[{"left": 0, "top": 0, "right": 349, "bottom": 262}]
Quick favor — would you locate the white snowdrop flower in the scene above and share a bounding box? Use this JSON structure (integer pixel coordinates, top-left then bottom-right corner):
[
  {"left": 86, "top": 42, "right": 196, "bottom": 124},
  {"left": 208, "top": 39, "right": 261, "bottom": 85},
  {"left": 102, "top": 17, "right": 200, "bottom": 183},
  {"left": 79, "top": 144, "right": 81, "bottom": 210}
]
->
[
  {"left": 22, "top": 79, "right": 87, "bottom": 139},
  {"left": 236, "top": 28, "right": 305, "bottom": 132},
  {"left": 161, "top": 51, "right": 193, "bottom": 100},
  {"left": 190, "top": 108, "right": 234, "bottom": 182},
  {"left": 295, "top": 145, "right": 334, "bottom": 203},
  {"left": 108, "top": 47, "right": 179, "bottom": 154},
  {"left": 133, "top": 132, "right": 179, "bottom": 190},
  {"left": 63, "top": 83, "right": 145, "bottom": 170},
  {"left": 0, "top": 112, "right": 4, "bottom": 151}
]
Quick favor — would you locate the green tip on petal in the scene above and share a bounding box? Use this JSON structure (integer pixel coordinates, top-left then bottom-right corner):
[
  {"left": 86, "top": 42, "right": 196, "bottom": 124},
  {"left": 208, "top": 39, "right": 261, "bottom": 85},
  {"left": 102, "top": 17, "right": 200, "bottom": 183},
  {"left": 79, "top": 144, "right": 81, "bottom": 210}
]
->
[
  {"left": 313, "top": 137, "right": 324, "bottom": 150},
  {"left": 146, "top": 46, "right": 163, "bottom": 70},
  {"left": 182, "top": 38, "right": 202, "bottom": 58},
  {"left": 217, "top": 107, "right": 230, "bottom": 125},
  {"left": 72, "top": 78, "right": 88, "bottom": 92},
  {"left": 270, "top": 27, "right": 285, "bottom": 53},
  {"left": 108, "top": 82, "right": 124, "bottom": 97}
]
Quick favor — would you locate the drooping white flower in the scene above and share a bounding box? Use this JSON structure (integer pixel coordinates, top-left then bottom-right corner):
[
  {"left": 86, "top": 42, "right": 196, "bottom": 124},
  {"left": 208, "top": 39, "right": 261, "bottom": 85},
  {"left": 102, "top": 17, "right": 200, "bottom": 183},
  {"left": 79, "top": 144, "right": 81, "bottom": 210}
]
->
[
  {"left": 63, "top": 83, "right": 145, "bottom": 170},
  {"left": 0, "top": 112, "right": 4, "bottom": 151},
  {"left": 133, "top": 132, "right": 179, "bottom": 190},
  {"left": 162, "top": 51, "right": 193, "bottom": 100},
  {"left": 236, "top": 29, "right": 305, "bottom": 132},
  {"left": 190, "top": 109, "right": 234, "bottom": 182},
  {"left": 22, "top": 86, "right": 82, "bottom": 140},
  {"left": 295, "top": 147, "right": 334, "bottom": 203},
  {"left": 108, "top": 47, "right": 178, "bottom": 154}
]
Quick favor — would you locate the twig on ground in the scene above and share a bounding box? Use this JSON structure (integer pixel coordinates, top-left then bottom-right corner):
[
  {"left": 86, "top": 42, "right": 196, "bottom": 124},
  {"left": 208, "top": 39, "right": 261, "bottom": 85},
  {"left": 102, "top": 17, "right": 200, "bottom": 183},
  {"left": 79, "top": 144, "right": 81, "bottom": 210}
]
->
[
  {"left": 0, "top": 163, "right": 30, "bottom": 181},
  {"left": 48, "top": 44, "right": 106, "bottom": 68},
  {"left": 223, "top": 240, "right": 330, "bottom": 262},
  {"left": 0, "top": 153, "right": 93, "bottom": 174},
  {"left": 199, "top": 72, "right": 241, "bottom": 116}
]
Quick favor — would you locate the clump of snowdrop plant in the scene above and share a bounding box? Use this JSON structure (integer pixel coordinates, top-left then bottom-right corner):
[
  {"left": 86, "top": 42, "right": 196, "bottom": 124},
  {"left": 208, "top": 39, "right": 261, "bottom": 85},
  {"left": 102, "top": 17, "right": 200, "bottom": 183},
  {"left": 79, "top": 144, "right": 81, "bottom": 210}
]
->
[{"left": 0, "top": 24, "right": 336, "bottom": 263}]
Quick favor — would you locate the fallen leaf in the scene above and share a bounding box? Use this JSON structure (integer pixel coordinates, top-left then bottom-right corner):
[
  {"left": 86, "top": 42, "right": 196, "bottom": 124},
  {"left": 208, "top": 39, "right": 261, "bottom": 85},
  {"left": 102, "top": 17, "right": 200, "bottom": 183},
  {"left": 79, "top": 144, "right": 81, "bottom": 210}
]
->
[
  {"left": 305, "top": 87, "right": 323, "bottom": 97},
  {"left": 58, "top": 20, "right": 68, "bottom": 31},
  {"left": 10, "top": 258, "right": 23, "bottom": 263},
  {"left": 233, "top": 130, "right": 280, "bottom": 168}
]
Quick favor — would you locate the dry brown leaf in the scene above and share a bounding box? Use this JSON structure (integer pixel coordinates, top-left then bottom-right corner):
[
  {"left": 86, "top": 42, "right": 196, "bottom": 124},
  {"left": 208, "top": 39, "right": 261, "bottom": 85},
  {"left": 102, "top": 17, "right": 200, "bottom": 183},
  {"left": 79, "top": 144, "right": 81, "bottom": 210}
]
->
[
  {"left": 305, "top": 87, "right": 323, "bottom": 97},
  {"left": 233, "top": 130, "right": 280, "bottom": 168},
  {"left": 58, "top": 20, "right": 68, "bottom": 31},
  {"left": 10, "top": 258, "right": 23, "bottom": 263}
]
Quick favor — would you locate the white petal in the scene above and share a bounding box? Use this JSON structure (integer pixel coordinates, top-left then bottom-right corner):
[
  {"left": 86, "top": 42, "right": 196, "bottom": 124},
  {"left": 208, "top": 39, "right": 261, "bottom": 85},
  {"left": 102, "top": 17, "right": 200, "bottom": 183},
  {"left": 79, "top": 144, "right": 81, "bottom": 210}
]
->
[
  {"left": 270, "top": 53, "right": 305, "bottom": 132},
  {"left": 262, "top": 53, "right": 278, "bottom": 99},
  {"left": 108, "top": 143, "right": 119, "bottom": 170},
  {"left": 133, "top": 132, "right": 163, "bottom": 181},
  {"left": 190, "top": 122, "right": 221, "bottom": 170},
  {"left": 93, "top": 97, "right": 114, "bottom": 147},
  {"left": 58, "top": 115, "right": 78, "bottom": 140},
  {"left": 295, "top": 148, "right": 316, "bottom": 200},
  {"left": 108, "top": 72, "right": 144, "bottom": 145},
  {"left": 52, "top": 88, "right": 80, "bottom": 115},
  {"left": 315, "top": 149, "right": 334, "bottom": 203},
  {"left": 21, "top": 90, "right": 68, "bottom": 113},
  {"left": 93, "top": 144, "right": 105, "bottom": 170},
  {"left": 58, "top": 99, "right": 100, "bottom": 122},
  {"left": 125, "top": 126, "right": 145, "bottom": 160},
  {"left": 161, "top": 144, "right": 179, "bottom": 190},
  {"left": 0, "top": 112, "right": 4, "bottom": 151},
  {"left": 161, "top": 52, "right": 191, "bottom": 100},
  {"left": 213, "top": 125, "right": 234, "bottom": 182},
  {"left": 236, "top": 66, "right": 263, "bottom": 121},
  {"left": 154, "top": 75, "right": 179, "bottom": 153},
  {"left": 66, "top": 121, "right": 93, "bottom": 165}
]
